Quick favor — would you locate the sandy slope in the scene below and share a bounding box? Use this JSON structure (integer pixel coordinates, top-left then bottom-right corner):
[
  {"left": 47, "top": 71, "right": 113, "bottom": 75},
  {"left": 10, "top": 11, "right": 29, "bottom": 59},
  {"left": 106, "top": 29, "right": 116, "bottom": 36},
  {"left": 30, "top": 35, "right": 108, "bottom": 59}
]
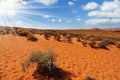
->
[{"left": 0, "top": 34, "right": 120, "bottom": 80}]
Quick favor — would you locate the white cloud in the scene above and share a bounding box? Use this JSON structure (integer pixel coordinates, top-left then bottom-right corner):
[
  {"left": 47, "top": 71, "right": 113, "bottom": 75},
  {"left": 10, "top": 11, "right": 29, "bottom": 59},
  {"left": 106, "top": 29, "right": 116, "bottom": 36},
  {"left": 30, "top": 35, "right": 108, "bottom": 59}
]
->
[
  {"left": 51, "top": 19, "right": 56, "bottom": 22},
  {"left": 82, "top": 2, "right": 98, "bottom": 10},
  {"left": 85, "top": 0, "right": 120, "bottom": 25},
  {"left": 22, "top": 1, "right": 27, "bottom": 5},
  {"left": 86, "top": 19, "right": 120, "bottom": 25},
  {"left": 100, "top": 0, "right": 120, "bottom": 11},
  {"left": 76, "top": 18, "right": 81, "bottom": 21},
  {"left": 88, "top": 10, "right": 120, "bottom": 19},
  {"left": 36, "top": 0, "right": 58, "bottom": 6},
  {"left": 41, "top": 14, "right": 52, "bottom": 18},
  {"left": 58, "top": 19, "right": 62, "bottom": 22},
  {"left": 68, "top": 1, "right": 74, "bottom": 6}
]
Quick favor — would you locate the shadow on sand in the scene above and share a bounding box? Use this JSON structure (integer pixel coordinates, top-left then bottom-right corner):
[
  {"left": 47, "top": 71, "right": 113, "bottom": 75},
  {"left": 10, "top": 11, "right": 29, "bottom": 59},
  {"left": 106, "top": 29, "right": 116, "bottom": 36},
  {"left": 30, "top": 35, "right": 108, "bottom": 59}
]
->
[{"left": 33, "top": 66, "right": 72, "bottom": 80}]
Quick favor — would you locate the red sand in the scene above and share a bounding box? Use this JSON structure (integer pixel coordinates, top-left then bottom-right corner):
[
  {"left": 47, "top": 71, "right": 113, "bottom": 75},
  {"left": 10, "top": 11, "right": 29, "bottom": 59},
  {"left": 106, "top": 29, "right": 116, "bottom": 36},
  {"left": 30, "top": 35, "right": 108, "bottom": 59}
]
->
[{"left": 0, "top": 34, "right": 120, "bottom": 80}]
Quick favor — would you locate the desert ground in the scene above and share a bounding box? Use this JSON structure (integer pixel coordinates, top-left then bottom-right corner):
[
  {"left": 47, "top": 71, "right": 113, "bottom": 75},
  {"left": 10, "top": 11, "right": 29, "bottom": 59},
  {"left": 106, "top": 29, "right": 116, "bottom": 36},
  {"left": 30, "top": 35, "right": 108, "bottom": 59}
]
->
[{"left": 0, "top": 27, "right": 120, "bottom": 80}]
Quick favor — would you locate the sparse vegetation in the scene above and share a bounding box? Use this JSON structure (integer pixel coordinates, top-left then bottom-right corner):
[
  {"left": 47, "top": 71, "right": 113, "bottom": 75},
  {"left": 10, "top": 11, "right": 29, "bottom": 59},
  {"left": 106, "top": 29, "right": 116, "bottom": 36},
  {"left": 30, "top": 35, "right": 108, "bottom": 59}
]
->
[
  {"left": 27, "top": 33, "right": 38, "bottom": 41},
  {"left": 81, "top": 40, "right": 87, "bottom": 47},
  {"left": 44, "top": 33, "right": 51, "bottom": 40},
  {"left": 93, "top": 36, "right": 102, "bottom": 41},
  {"left": 65, "top": 34, "right": 72, "bottom": 43},
  {"left": 22, "top": 50, "right": 71, "bottom": 80},
  {"left": 1, "top": 26, "right": 120, "bottom": 49},
  {"left": 89, "top": 41, "right": 96, "bottom": 48},
  {"left": 77, "top": 37, "right": 81, "bottom": 42},
  {"left": 97, "top": 39, "right": 115, "bottom": 50},
  {"left": 97, "top": 42, "right": 109, "bottom": 50},
  {"left": 54, "top": 34, "right": 61, "bottom": 42},
  {"left": 18, "top": 29, "right": 30, "bottom": 36},
  {"left": 17, "top": 29, "right": 38, "bottom": 41}
]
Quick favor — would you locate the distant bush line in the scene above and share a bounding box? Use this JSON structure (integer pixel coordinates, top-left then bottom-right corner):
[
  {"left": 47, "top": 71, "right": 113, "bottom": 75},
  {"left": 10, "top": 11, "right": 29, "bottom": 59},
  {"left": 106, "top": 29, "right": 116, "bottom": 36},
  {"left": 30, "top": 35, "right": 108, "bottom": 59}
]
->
[{"left": 0, "top": 26, "right": 120, "bottom": 49}]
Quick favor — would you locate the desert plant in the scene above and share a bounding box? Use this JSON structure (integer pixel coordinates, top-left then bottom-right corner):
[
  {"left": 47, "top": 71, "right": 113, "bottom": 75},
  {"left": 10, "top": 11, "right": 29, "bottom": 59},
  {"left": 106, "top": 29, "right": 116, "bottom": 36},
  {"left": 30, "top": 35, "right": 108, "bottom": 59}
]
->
[
  {"left": 98, "top": 42, "right": 108, "bottom": 50},
  {"left": 44, "top": 33, "right": 51, "bottom": 40},
  {"left": 22, "top": 50, "right": 72, "bottom": 80},
  {"left": 54, "top": 34, "right": 61, "bottom": 42},
  {"left": 27, "top": 33, "right": 38, "bottom": 41},
  {"left": 77, "top": 37, "right": 81, "bottom": 42},
  {"left": 17, "top": 29, "right": 38, "bottom": 41},
  {"left": 81, "top": 40, "right": 87, "bottom": 47},
  {"left": 18, "top": 29, "right": 30, "bottom": 36},
  {"left": 65, "top": 34, "right": 72, "bottom": 43},
  {"left": 97, "top": 39, "right": 115, "bottom": 50},
  {"left": 89, "top": 41, "right": 96, "bottom": 48},
  {"left": 60, "top": 32, "right": 67, "bottom": 36},
  {"left": 85, "top": 35, "right": 94, "bottom": 41},
  {"left": 21, "top": 60, "right": 30, "bottom": 72},
  {"left": 93, "top": 36, "right": 102, "bottom": 41},
  {"left": 22, "top": 50, "right": 57, "bottom": 73}
]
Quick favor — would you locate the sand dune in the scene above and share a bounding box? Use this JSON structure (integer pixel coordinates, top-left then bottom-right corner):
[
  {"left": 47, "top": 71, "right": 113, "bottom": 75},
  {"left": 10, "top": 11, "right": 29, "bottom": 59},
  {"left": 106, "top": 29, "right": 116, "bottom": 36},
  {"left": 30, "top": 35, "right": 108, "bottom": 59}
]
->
[{"left": 0, "top": 34, "right": 120, "bottom": 80}]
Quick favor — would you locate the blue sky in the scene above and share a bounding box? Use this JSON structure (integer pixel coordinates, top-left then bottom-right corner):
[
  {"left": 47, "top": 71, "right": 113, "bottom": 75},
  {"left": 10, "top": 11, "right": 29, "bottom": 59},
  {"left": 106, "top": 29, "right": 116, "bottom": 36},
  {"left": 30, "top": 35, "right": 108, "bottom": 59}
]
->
[{"left": 0, "top": 0, "right": 120, "bottom": 29}]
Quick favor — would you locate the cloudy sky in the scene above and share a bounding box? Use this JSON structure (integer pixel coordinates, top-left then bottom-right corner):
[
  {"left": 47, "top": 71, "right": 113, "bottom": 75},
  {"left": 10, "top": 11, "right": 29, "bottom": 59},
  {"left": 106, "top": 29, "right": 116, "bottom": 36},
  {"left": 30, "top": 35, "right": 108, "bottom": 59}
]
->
[{"left": 0, "top": 0, "right": 120, "bottom": 29}]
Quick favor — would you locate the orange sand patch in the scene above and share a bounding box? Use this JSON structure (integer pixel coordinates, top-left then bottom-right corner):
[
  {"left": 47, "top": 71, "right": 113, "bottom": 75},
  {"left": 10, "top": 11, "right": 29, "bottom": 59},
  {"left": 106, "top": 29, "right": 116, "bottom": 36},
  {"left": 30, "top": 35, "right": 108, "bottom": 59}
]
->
[{"left": 0, "top": 34, "right": 120, "bottom": 80}]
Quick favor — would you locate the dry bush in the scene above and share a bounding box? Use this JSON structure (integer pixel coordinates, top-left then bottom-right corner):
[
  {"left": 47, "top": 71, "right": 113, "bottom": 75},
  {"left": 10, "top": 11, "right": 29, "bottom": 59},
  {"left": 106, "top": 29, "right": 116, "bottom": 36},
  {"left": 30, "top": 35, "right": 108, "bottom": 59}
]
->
[
  {"left": 22, "top": 50, "right": 57, "bottom": 72},
  {"left": 60, "top": 32, "right": 67, "bottom": 36},
  {"left": 92, "top": 36, "right": 103, "bottom": 41},
  {"left": 89, "top": 41, "right": 96, "bottom": 48},
  {"left": 81, "top": 40, "right": 87, "bottom": 47},
  {"left": 0, "top": 30, "right": 7, "bottom": 35},
  {"left": 27, "top": 33, "right": 38, "bottom": 41},
  {"left": 18, "top": 29, "right": 30, "bottom": 36},
  {"left": 21, "top": 60, "right": 30, "bottom": 72},
  {"left": 97, "top": 39, "right": 115, "bottom": 50},
  {"left": 17, "top": 29, "right": 38, "bottom": 41},
  {"left": 22, "top": 50, "right": 72, "bottom": 80},
  {"left": 102, "top": 39, "right": 115, "bottom": 45},
  {"left": 77, "top": 37, "right": 81, "bottom": 42},
  {"left": 54, "top": 34, "right": 61, "bottom": 42},
  {"left": 44, "top": 33, "right": 51, "bottom": 40},
  {"left": 84, "top": 35, "right": 94, "bottom": 41},
  {"left": 65, "top": 34, "right": 72, "bottom": 43}
]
